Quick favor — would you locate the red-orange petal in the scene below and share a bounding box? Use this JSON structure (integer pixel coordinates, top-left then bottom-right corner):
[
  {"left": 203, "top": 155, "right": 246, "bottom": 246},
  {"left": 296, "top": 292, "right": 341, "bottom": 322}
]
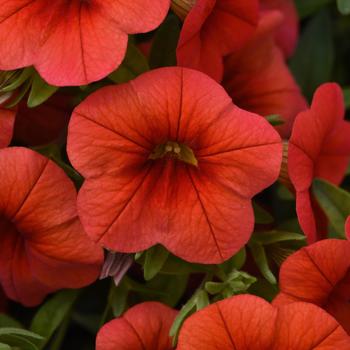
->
[
  {"left": 177, "top": 0, "right": 259, "bottom": 82},
  {"left": 0, "top": 147, "right": 103, "bottom": 306},
  {"left": 0, "top": 0, "right": 170, "bottom": 86},
  {"left": 274, "top": 239, "right": 350, "bottom": 334},
  {"left": 288, "top": 83, "right": 350, "bottom": 242},
  {"left": 96, "top": 302, "right": 176, "bottom": 350},
  {"left": 68, "top": 67, "right": 282, "bottom": 264},
  {"left": 178, "top": 294, "right": 350, "bottom": 349}
]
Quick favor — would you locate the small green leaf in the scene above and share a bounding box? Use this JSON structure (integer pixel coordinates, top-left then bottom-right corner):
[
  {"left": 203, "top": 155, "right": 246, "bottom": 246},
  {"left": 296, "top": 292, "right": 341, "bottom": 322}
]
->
[
  {"left": 195, "top": 290, "right": 210, "bottom": 310},
  {"left": 290, "top": 9, "right": 334, "bottom": 101},
  {"left": 251, "top": 230, "right": 305, "bottom": 245},
  {"left": 343, "top": 87, "right": 350, "bottom": 109},
  {"left": 27, "top": 72, "right": 58, "bottom": 108},
  {"left": 294, "top": 0, "right": 332, "bottom": 18},
  {"left": 30, "top": 290, "right": 79, "bottom": 349},
  {"left": 0, "top": 335, "right": 39, "bottom": 350},
  {"left": 144, "top": 245, "right": 170, "bottom": 280},
  {"left": 169, "top": 293, "right": 197, "bottom": 345},
  {"left": 0, "top": 343, "right": 11, "bottom": 350},
  {"left": 266, "top": 114, "right": 284, "bottom": 126},
  {"left": 0, "top": 329, "right": 43, "bottom": 340},
  {"left": 249, "top": 243, "right": 276, "bottom": 284},
  {"left": 149, "top": 15, "right": 181, "bottom": 68},
  {"left": 0, "top": 314, "right": 23, "bottom": 329},
  {"left": 109, "top": 42, "right": 149, "bottom": 84},
  {"left": 337, "top": 0, "right": 350, "bottom": 14},
  {"left": 109, "top": 281, "right": 129, "bottom": 317},
  {"left": 205, "top": 282, "right": 226, "bottom": 295},
  {"left": 312, "top": 178, "right": 350, "bottom": 238},
  {"left": 220, "top": 247, "right": 246, "bottom": 272},
  {"left": 1, "top": 68, "right": 33, "bottom": 92},
  {"left": 253, "top": 202, "right": 274, "bottom": 224},
  {"left": 5, "top": 80, "right": 31, "bottom": 108}
]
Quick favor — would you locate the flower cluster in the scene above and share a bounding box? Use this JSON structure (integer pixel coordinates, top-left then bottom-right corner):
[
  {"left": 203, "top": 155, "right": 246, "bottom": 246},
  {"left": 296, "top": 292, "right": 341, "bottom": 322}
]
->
[{"left": 0, "top": 0, "right": 350, "bottom": 349}]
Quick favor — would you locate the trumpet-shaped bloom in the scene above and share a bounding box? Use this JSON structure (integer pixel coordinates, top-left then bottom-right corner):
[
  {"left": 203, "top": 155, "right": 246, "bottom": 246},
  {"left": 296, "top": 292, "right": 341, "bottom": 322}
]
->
[
  {"left": 67, "top": 67, "right": 282, "bottom": 264},
  {"left": 0, "top": 147, "right": 103, "bottom": 306},
  {"left": 274, "top": 239, "right": 350, "bottom": 334},
  {"left": 177, "top": 294, "right": 350, "bottom": 349},
  {"left": 223, "top": 11, "right": 307, "bottom": 138},
  {"left": 176, "top": 0, "right": 259, "bottom": 82},
  {"left": 288, "top": 83, "right": 350, "bottom": 242},
  {"left": 0, "top": 105, "right": 15, "bottom": 148},
  {"left": 260, "top": 0, "right": 299, "bottom": 57},
  {"left": 0, "top": 0, "right": 170, "bottom": 86},
  {"left": 96, "top": 302, "right": 177, "bottom": 350}
]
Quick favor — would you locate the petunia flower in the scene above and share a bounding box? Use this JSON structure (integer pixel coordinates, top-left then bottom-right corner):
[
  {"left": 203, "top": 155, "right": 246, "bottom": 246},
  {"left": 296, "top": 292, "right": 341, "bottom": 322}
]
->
[
  {"left": 67, "top": 67, "right": 282, "bottom": 264},
  {"left": 174, "top": 0, "right": 259, "bottom": 82},
  {"left": 0, "top": 1, "right": 170, "bottom": 86},
  {"left": 346, "top": 217, "right": 350, "bottom": 240},
  {"left": 0, "top": 147, "right": 103, "bottom": 306},
  {"left": 177, "top": 294, "right": 350, "bottom": 349},
  {"left": 96, "top": 302, "right": 177, "bottom": 350},
  {"left": 223, "top": 10, "right": 307, "bottom": 138},
  {"left": 260, "top": 0, "right": 299, "bottom": 57},
  {"left": 273, "top": 239, "right": 350, "bottom": 334},
  {"left": 287, "top": 83, "right": 350, "bottom": 242}
]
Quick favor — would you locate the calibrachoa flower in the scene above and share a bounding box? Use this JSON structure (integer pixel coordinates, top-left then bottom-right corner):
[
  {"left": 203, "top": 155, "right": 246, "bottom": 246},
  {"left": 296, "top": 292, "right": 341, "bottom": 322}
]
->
[
  {"left": 223, "top": 10, "right": 307, "bottom": 138},
  {"left": 0, "top": 1, "right": 170, "bottom": 86},
  {"left": 347, "top": 217, "right": 350, "bottom": 240},
  {"left": 0, "top": 147, "right": 103, "bottom": 306},
  {"left": 96, "top": 302, "right": 177, "bottom": 350},
  {"left": 67, "top": 67, "right": 282, "bottom": 264},
  {"left": 274, "top": 239, "right": 350, "bottom": 334},
  {"left": 260, "top": 0, "right": 299, "bottom": 57},
  {"left": 174, "top": 0, "right": 259, "bottom": 82},
  {"left": 288, "top": 83, "right": 350, "bottom": 242},
  {"left": 177, "top": 294, "right": 350, "bottom": 349}
]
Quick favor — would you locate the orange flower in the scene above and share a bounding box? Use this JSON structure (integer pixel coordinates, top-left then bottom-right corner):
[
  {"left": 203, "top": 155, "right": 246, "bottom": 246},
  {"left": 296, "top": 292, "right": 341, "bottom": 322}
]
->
[
  {"left": 178, "top": 294, "right": 350, "bottom": 349},
  {"left": 0, "top": 147, "right": 103, "bottom": 306},
  {"left": 67, "top": 67, "right": 282, "bottom": 264}
]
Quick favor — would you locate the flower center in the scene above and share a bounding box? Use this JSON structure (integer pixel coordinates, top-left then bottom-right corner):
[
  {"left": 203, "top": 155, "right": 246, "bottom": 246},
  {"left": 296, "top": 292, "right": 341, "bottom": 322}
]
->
[{"left": 149, "top": 141, "right": 198, "bottom": 167}]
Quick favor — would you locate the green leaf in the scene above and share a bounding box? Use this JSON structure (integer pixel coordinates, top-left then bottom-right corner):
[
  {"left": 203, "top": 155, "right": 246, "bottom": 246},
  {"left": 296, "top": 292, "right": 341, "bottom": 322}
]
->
[
  {"left": 220, "top": 247, "right": 246, "bottom": 272},
  {"left": 30, "top": 290, "right": 78, "bottom": 349},
  {"left": 337, "top": 0, "right": 350, "bottom": 14},
  {"left": 0, "top": 343, "right": 11, "bottom": 350},
  {"left": 312, "top": 178, "right": 350, "bottom": 238},
  {"left": 0, "top": 329, "right": 43, "bottom": 340},
  {"left": 249, "top": 243, "right": 277, "bottom": 284},
  {"left": 0, "top": 329, "right": 43, "bottom": 350},
  {"left": 294, "top": 0, "right": 332, "bottom": 18},
  {"left": 251, "top": 230, "right": 305, "bottom": 245},
  {"left": 27, "top": 72, "right": 58, "bottom": 108},
  {"left": 149, "top": 15, "right": 181, "bottom": 68},
  {"left": 0, "top": 314, "right": 23, "bottom": 329},
  {"left": 169, "top": 293, "right": 197, "bottom": 345},
  {"left": 109, "top": 281, "right": 129, "bottom": 317},
  {"left": 205, "top": 282, "right": 226, "bottom": 295},
  {"left": 195, "top": 290, "right": 210, "bottom": 310},
  {"left": 266, "top": 114, "right": 284, "bottom": 126},
  {"left": 143, "top": 245, "right": 170, "bottom": 280},
  {"left": 253, "top": 202, "right": 274, "bottom": 224},
  {"left": 109, "top": 42, "right": 149, "bottom": 84},
  {"left": 1, "top": 68, "right": 33, "bottom": 92},
  {"left": 290, "top": 9, "right": 334, "bottom": 101},
  {"left": 5, "top": 80, "right": 31, "bottom": 108}
]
